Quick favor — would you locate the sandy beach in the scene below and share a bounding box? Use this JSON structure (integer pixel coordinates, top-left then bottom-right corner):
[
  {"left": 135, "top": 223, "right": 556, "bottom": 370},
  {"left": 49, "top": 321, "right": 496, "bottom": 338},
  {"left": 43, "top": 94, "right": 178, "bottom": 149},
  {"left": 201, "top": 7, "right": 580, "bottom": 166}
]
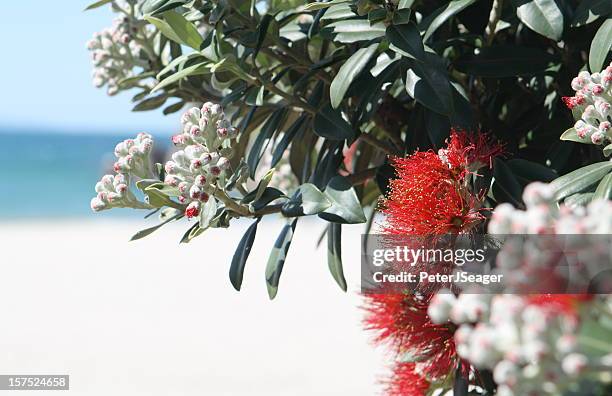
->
[{"left": 0, "top": 217, "right": 384, "bottom": 395}]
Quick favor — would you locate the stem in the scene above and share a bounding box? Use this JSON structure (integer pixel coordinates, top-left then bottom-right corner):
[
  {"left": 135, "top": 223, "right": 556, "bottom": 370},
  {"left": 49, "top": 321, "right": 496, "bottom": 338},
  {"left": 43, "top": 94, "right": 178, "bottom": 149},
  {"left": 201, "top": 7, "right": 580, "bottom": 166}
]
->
[{"left": 346, "top": 167, "right": 379, "bottom": 186}]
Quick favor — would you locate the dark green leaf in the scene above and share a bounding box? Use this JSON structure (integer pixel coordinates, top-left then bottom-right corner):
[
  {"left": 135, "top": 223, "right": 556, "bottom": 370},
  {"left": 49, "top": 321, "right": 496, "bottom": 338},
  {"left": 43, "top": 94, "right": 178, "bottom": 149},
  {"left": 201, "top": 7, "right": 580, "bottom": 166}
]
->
[
  {"left": 265, "top": 219, "right": 298, "bottom": 299},
  {"left": 313, "top": 105, "right": 354, "bottom": 140},
  {"left": 247, "top": 108, "right": 287, "bottom": 178},
  {"left": 250, "top": 187, "right": 286, "bottom": 212},
  {"left": 163, "top": 100, "right": 185, "bottom": 115},
  {"left": 454, "top": 46, "right": 556, "bottom": 77},
  {"left": 254, "top": 13, "right": 274, "bottom": 58},
  {"left": 229, "top": 218, "right": 260, "bottom": 291},
  {"left": 392, "top": 8, "right": 412, "bottom": 25},
  {"left": 405, "top": 56, "right": 453, "bottom": 115},
  {"left": 142, "top": 0, "right": 187, "bottom": 15},
  {"left": 507, "top": 159, "right": 557, "bottom": 183},
  {"left": 492, "top": 158, "right": 524, "bottom": 206},
  {"left": 419, "top": 0, "right": 478, "bottom": 41},
  {"left": 327, "top": 223, "right": 347, "bottom": 291},
  {"left": 550, "top": 161, "right": 612, "bottom": 200},
  {"left": 572, "top": 0, "right": 612, "bottom": 27},
  {"left": 319, "top": 176, "right": 367, "bottom": 224},
  {"left": 271, "top": 115, "right": 308, "bottom": 168},
  {"left": 386, "top": 23, "right": 424, "bottom": 60}
]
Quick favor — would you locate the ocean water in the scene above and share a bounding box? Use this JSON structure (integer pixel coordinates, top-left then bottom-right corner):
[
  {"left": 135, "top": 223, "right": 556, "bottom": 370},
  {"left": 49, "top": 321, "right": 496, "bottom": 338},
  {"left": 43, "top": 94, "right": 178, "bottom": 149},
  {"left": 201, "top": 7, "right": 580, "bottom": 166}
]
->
[{"left": 0, "top": 130, "right": 169, "bottom": 219}]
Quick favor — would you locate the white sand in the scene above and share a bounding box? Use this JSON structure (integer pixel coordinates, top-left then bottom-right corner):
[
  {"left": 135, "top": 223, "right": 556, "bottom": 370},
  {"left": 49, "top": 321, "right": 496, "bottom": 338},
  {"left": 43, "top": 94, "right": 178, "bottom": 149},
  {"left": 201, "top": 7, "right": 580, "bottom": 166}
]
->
[{"left": 0, "top": 218, "right": 385, "bottom": 395}]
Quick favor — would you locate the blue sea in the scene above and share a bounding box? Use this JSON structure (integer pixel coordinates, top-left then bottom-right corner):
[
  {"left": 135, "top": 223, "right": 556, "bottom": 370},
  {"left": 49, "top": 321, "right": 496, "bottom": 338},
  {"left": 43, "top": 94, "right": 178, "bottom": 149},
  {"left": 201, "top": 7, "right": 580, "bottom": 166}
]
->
[{"left": 0, "top": 130, "right": 169, "bottom": 219}]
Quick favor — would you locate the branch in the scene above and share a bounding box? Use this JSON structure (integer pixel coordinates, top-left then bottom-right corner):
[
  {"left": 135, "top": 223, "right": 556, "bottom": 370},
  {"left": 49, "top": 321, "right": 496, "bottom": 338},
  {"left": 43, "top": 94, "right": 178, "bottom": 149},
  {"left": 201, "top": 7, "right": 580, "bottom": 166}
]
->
[{"left": 360, "top": 134, "right": 402, "bottom": 156}]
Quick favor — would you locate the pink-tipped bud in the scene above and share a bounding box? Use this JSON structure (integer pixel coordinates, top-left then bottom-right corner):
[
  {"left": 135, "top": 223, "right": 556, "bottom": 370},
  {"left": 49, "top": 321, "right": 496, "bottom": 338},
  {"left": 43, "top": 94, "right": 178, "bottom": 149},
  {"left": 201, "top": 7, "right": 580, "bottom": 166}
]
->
[
  {"left": 200, "top": 153, "right": 212, "bottom": 165},
  {"left": 592, "top": 84, "right": 604, "bottom": 95},
  {"left": 217, "top": 128, "right": 228, "bottom": 138},
  {"left": 178, "top": 182, "right": 189, "bottom": 194},
  {"left": 217, "top": 157, "right": 230, "bottom": 170},
  {"left": 172, "top": 134, "right": 186, "bottom": 146},
  {"left": 191, "top": 159, "right": 202, "bottom": 169},
  {"left": 165, "top": 175, "right": 179, "bottom": 187},
  {"left": 591, "top": 131, "right": 605, "bottom": 144},
  {"left": 164, "top": 162, "right": 175, "bottom": 174},
  {"left": 210, "top": 166, "right": 221, "bottom": 176},
  {"left": 200, "top": 192, "right": 210, "bottom": 202},
  {"left": 185, "top": 201, "right": 201, "bottom": 218},
  {"left": 189, "top": 185, "right": 202, "bottom": 200},
  {"left": 91, "top": 197, "right": 107, "bottom": 212},
  {"left": 195, "top": 175, "right": 207, "bottom": 186},
  {"left": 190, "top": 125, "right": 201, "bottom": 137}
]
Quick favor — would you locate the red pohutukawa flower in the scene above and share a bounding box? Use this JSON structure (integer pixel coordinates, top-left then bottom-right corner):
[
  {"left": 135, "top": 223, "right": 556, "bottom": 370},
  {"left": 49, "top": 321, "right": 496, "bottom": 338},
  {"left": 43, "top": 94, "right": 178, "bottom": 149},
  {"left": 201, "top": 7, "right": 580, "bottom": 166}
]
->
[
  {"left": 381, "top": 129, "right": 501, "bottom": 236},
  {"left": 365, "top": 130, "right": 501, "bottom": 395}
]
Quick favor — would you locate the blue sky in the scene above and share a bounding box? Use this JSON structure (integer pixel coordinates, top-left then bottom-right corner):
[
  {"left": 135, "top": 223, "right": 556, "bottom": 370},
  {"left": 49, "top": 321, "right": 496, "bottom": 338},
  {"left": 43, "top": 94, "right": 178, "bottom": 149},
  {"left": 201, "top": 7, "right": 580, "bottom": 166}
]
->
[{"left": 0, "top": 1, "right": 178, "bottom": 135}]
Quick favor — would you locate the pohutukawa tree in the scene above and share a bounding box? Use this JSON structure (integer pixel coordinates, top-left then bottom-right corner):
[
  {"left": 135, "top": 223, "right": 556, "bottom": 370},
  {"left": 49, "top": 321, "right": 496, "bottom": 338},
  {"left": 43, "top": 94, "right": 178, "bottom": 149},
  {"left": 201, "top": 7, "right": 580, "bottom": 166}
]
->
[{"left": 86, "top": 0, "right": 612, "bottom": 394}]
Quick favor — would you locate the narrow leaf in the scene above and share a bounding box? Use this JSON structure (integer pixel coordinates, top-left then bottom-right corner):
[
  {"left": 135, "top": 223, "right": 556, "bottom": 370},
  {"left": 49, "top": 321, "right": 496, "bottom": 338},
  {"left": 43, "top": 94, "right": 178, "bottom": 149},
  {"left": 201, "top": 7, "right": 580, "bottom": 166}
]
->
[
  {"left": 313, "top": 105, "right": 354, "bottom": 140},
  {"left": 229, "top": 218, "right": 260, "bottom": 291},
  {"left": 327, "top": 223, "right": 347, "bottom": 291},
  {"left": 589, "top": 19, "right": 612, "bottom": 73},
  {"left": 330, "top": 43, "right": 378, "bottom": 109},
  {"left": 551, "top": 161, "right": 612, "bottom": 200},
  {"left": 265, "top": 219, "right": 298, "bottom": 299}
]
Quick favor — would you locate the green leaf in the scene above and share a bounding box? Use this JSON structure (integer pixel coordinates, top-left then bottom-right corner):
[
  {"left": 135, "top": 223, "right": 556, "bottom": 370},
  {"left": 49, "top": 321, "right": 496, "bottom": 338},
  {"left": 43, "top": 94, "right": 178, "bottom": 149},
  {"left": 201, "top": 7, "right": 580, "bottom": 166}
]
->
[
  {"left": 330, "top": 43, "right": 378, "bottom": 109},
  {"left": 589, "top": 19, "right": 612, "bottom": 73},
  {"left": 144, "top": 185, "right": 183, "bottom": 209},
  {"left": 157, "top": 52, "right": 206, "bottom": 80},
  {"left": 593, "top": 172, "right": 612, "bottom": 200},
  {"left": 405, "top": 57, "right": 453, "bottom": 116},
  {"left": 604, "top": 144, "right": 612, "bottom": 157},
  {"left": 419, "top": 0, "right": 478, "bottom": 41},
  {"left": 572, "top": 0, "right": 612, "bottom": 27},
  {"left": 392, "top": 8, "right": 412, "bottom": 25},
  {"left": 321, "top": 4, "right": 355, "bottom": 20},
  {"left": 250, "top": 188, "right": 286, "bottom": 212},
  {"left": 247, "top": 108, "right": 287, "bottom": 178},
  {"left": 386, "top": 23, "right": 425, "bottom": 60},
  {"left": 304, "top": 0, "right": 350, "bottom": 11},
  {"left": 132, "top": 94, "right": 168, "bottom": 111},
  {"left": 513, "top": 0, "right": 564, "bottom": 40},
  {"left": 327, "top": 223, "right": 347, "bottom": 291},
  {"left": 142, "top": 0, "right": 187, "bottom": 15},
  {"left": 160, "top": 11, "right": 203, "bottom": 49},
  {"left": 254, "top": 13, "right": 274, "bottom": 58},
  {"left": 84, "top": 0, "right": 113, "bottom": 11},
  {"left": 199, "top": 198, "right": 217, "bottom": 229},
  {"left": 319, "top": 176, "right": 367, "bottom": 224},
  {"left": 328, "top": 20, "right": 386, "bottom": 43},
  {"left": 492, "top": 158, "right": 524, "bottom": 206},
  {"left": 271, "top": 115, "right": 308, "bottom": 168},
  {"left": 152, "top": 61, "right": 211, "bottom": 92},
  {"left": 564, "top": 192, "right": 595, "bottom": 208},
  {"left": 507, "top": 159, "right": 557, "bottom": 183},
  {"left": 454, "top": 46, "right": 556, "bottom": 77},
  {"left": 281, "top": 184, "right": 331, "bottom": 216},
  {"left": 550, "top": 161, "right": 612, "bottom": 200},
  {"left": 560, "top": 127, "right": 595, "bottom": 144},
  {"left": 265, "top": 219, "right": 298, "bottom": 299},
  {"left": 130, "top": 214, "right": 181, "bottom": 241},
  {"left": 313, "top": 105, "right": 354, "bottom": 140},
  {"left": 229, "top": 218, "right": 260, "bottom": 291}
]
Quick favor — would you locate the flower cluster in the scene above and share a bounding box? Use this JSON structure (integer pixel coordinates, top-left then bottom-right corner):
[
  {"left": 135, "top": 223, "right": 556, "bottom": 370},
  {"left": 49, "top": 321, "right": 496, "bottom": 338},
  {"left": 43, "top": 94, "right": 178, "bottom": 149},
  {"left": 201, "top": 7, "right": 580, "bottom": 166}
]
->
[
  {"left": 425, "top": 182, "right": 612, "bottom": 395},
  {"left": 381, "top": 129, "right": 501, "bottom": 236},
  {"left": 91, "top": 132, "right": 155, "bottom": 212},
  {"left": 563, "top": 61, "right": 612, "bottom": 147},
  {"left": 365, "top": 130, "right": 501, "bottom": 394},
  {"left": 490, "top": 182, "right": 612, "bottom": 235},
  {"left": 429, "top": 292, "right": 611, "bottom": 395},
  {"left": 164, "top": 103, "right": 238, "bottom": 218},
  {"left": 86, "top": 1, "right": 152, "bottom": 96}
]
